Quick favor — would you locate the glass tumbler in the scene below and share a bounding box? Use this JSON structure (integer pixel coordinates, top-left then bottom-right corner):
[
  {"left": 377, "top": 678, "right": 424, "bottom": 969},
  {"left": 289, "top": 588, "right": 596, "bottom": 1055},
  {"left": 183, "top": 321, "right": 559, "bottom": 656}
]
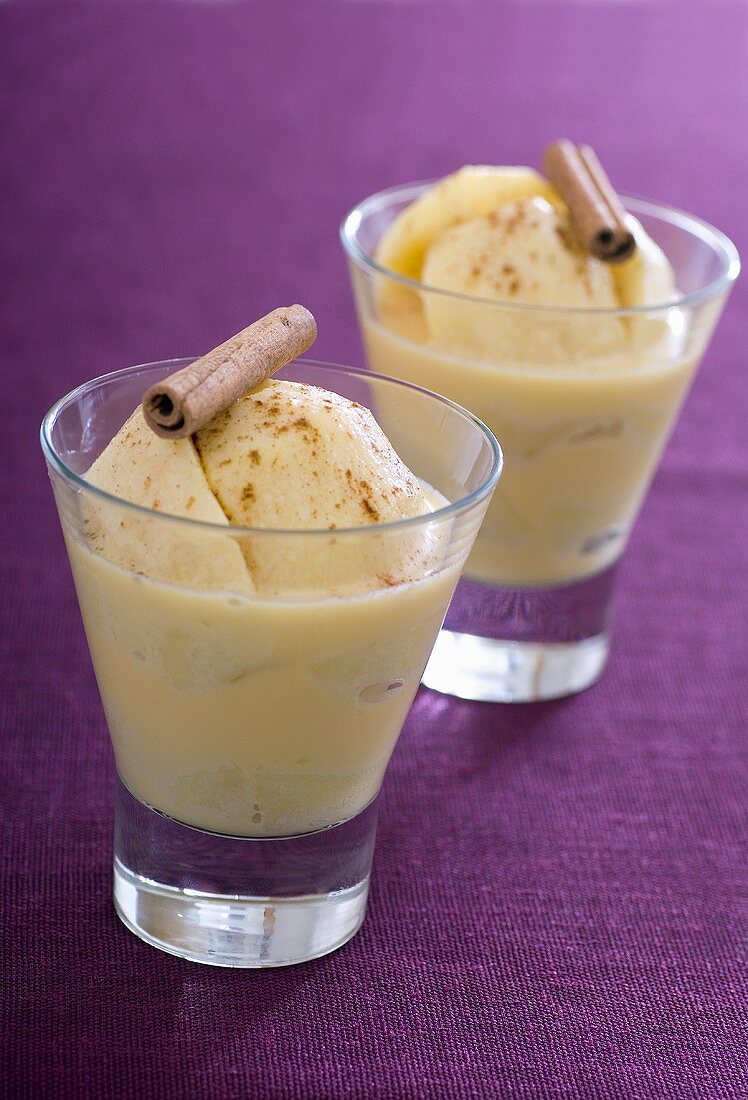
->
[
  {"left": 342, "top": 186, "right": 738, "bottom": 701},
  {"left": 41, "top": 359, "right": 501, "bottom": 966}
]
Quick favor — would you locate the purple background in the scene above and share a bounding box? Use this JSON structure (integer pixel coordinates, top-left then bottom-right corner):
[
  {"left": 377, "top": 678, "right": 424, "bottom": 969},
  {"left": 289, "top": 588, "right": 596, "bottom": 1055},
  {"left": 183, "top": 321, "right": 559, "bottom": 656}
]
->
[{"left": 2, "top": 2, "right": 746, "bottom": 1097}]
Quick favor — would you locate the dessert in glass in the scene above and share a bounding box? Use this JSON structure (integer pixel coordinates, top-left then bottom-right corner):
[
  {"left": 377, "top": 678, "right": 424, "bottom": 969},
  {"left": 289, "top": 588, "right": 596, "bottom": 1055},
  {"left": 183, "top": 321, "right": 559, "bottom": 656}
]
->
[
  {"left": 341, "top": 146, "right": 739, "bottom": 701},
  {"left": 41, "top": 310, "right": 501, "bottom": 966}
]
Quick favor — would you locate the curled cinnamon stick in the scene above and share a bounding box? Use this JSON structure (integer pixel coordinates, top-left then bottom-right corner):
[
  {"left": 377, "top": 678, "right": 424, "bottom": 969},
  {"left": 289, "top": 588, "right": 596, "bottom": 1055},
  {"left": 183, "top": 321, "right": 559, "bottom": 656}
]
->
[
  {"left": 543, "top": 141, "right": 636, "bottom": 263},
  {"left": 142, "top": 305, "right": 317, "bottom": 439}
]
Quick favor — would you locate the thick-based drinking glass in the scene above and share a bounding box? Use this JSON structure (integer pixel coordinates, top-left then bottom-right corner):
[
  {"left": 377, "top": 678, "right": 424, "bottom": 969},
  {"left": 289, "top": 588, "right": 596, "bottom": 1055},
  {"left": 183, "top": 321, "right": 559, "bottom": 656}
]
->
[
  {"left": 342, "top": 186, "right": 739, "bottom": 701},
  {"left": 41, "top": 359, "right": 501, "bottom": 966}
]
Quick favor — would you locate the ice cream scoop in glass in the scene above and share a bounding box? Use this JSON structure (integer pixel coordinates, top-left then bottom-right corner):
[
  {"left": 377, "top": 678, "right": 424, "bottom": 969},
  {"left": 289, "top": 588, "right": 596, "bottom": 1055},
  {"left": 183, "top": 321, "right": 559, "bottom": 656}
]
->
[
  {"left": 341, "top": 164, "right": 739, "bottom": 701},
  {"left": 41, "top": 357, "right": 501, "bottom": 966}
]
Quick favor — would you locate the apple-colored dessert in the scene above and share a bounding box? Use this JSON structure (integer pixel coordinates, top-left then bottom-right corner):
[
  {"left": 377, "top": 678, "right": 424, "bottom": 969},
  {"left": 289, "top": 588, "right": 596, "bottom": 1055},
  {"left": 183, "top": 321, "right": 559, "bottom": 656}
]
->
[{"left": 361, "top": 162, "right": 703, "bottom": 586}]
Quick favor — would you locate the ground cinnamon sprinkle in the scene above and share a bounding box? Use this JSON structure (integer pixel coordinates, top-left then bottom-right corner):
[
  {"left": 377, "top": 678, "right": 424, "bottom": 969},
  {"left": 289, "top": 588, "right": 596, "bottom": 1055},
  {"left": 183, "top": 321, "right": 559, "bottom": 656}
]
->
[
  {"left": 376, "top": 573, "right": 398, "bottom": 588},
  {"left": 554, "top": 221, "right": 578, "bottom": 254}
]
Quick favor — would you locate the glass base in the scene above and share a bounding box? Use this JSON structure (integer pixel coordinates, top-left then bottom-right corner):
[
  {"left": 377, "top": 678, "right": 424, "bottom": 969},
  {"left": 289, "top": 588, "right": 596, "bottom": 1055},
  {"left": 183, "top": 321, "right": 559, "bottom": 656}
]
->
[
  {"left": 422, "top": 630, "right": 609, "bottom": 702},
  {"left": 423, "top": 566, "right": 617, "bottom": 702},
  {"left": 114, "top": 860, "right": 369, "bottom": 968},
  {"left": 113, "top": 775, "right": 377, "bottom": 967}
]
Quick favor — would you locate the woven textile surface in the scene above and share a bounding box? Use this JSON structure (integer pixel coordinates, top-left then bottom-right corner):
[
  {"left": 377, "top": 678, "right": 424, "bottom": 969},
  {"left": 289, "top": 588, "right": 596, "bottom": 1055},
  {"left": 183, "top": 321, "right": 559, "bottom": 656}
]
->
[{"left": 1, "top": 2, "right": 746, "bottom": 1097}]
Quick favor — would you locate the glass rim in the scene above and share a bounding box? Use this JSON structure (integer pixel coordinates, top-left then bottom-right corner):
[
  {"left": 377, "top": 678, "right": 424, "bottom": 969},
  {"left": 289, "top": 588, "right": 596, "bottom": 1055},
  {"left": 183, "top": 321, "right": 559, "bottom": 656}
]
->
[
  {"left": 41, "top": 357, "right": 503, "bottom": 538},
  {"left": 340, "top": 180, "right": 740, "bottom": 315}
]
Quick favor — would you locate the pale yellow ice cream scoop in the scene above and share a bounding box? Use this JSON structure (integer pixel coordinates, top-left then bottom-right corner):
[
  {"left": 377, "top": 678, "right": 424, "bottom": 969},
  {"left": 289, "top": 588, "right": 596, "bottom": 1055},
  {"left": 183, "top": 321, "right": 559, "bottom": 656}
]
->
[
  {"left": 194, "top": 380, "right": 426, "bottom": 531},
  {"left": 376, "top": 165, "right": 559, "bottom": 282},
  {"left": 194, "top": 378, "right": 434, "bottom": 594},
  {"left": 87, "top": 374, "right": 434, "bottom": 596},
  {"left": 377, "top": 163, "right": 677, "bottom": 363},
  {"left": 86, "top": 406, "right": 254, "bottom": 593},
  {"left": 421, "top": 195, "right": 627, "bottom": 361}
]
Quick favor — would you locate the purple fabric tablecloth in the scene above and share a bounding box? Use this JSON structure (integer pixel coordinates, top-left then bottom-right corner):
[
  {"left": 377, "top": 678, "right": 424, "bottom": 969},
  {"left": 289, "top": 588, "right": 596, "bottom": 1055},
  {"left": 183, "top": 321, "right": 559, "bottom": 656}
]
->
[{"left": 2, "top": 2, "right": 746, "bottom": 1097}]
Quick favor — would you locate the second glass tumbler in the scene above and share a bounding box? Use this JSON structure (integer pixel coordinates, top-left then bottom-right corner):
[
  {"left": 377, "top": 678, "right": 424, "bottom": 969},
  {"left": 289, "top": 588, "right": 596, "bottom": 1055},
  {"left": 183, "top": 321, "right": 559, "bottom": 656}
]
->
[{"left": 342, "top": 183, "right": 738, "bottom": 702}]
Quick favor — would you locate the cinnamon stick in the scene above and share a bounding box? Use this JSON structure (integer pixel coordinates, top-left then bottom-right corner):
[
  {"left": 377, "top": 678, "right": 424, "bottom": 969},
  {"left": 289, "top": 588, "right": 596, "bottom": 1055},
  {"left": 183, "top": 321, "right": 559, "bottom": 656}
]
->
[
  {"left": 142, "top": 305, "right": 317, "bottom": 439},
  {"left": 543, "top": 141, "right": 636, "bottom": 263}
]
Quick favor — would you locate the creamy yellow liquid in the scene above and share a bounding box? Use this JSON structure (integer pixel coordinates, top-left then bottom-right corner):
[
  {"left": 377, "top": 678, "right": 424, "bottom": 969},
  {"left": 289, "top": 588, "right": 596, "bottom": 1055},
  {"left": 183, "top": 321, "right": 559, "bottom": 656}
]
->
[
  {"left": 67, "top": 504, "right": 458, "bottom": 837},
  {"left": 363, "top": 302, "right": 701, "bottom": 586}
]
